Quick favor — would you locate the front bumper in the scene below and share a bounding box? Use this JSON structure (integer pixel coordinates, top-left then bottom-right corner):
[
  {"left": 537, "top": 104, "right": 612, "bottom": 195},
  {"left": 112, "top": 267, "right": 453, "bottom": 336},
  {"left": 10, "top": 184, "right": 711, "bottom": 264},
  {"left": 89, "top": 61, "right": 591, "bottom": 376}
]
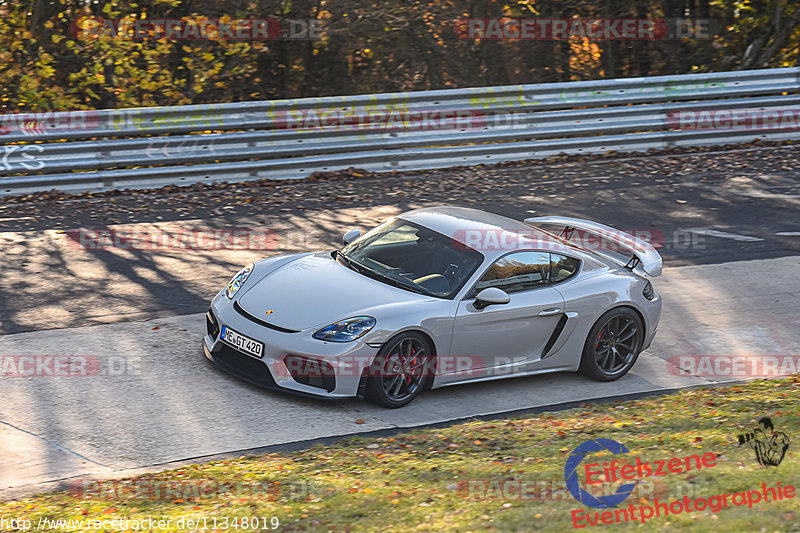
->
[{"left": 203, "top": 293, "right": 380, "bottom": 398}]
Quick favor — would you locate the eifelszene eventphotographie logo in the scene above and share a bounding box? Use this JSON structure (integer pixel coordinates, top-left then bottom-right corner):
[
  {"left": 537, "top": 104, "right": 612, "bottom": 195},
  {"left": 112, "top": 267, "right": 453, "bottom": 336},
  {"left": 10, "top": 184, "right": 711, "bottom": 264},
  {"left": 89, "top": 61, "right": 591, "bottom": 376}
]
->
[
  {"left": 565, "top": 437, "right": 796, "bottom": 528},
  {"left": 563, "top": 437, "right": 720, "bottom": 510}
]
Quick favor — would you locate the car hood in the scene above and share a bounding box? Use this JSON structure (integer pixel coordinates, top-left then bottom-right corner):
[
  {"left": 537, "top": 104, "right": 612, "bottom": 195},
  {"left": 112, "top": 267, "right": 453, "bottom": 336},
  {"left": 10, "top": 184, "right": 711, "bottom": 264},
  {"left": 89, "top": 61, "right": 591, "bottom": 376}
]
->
[{"left": 237, "top": 251, "right": 428, "bottom": 331}]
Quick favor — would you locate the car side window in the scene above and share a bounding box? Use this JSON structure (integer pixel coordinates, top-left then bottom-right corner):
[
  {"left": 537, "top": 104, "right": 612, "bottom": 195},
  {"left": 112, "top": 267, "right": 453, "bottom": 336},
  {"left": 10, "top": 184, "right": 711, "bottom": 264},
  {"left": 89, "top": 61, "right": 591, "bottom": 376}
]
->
[
  {"left": 474, "top": 251, "right": 551, "bottom": 294},
  {"left": 550, "top": 253, "right": 580, "bottom": 283}
]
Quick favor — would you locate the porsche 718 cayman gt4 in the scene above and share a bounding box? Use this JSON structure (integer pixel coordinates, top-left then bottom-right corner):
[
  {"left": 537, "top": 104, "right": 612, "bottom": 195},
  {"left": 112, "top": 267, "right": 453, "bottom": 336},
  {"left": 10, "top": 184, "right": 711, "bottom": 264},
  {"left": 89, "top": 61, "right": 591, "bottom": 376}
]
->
[{"left": 203, "top": 207, "right": 662, "bottom": 407}]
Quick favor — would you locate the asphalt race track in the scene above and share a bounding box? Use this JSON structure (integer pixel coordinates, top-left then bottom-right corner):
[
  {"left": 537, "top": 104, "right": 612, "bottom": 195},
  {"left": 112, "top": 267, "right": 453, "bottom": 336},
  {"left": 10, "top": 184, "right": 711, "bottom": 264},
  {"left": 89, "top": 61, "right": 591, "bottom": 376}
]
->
[{"left": 1, "top": 146, "right": 799, "bottom": 499}]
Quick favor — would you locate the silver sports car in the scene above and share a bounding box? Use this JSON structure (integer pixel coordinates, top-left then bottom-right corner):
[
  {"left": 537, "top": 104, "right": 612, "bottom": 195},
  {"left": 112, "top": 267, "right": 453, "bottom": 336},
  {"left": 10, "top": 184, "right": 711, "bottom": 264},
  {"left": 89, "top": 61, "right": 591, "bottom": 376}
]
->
[{"left": 203, "top": 207, "right": 662, "bottom": 407}]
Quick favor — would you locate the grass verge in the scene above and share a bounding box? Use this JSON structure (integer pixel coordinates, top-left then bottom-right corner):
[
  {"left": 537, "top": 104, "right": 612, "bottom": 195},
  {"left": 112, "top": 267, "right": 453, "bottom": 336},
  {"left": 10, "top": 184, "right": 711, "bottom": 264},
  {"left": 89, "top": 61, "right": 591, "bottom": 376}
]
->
[{"left": 2, "top": 377, "right": 799, "bottom": 532}]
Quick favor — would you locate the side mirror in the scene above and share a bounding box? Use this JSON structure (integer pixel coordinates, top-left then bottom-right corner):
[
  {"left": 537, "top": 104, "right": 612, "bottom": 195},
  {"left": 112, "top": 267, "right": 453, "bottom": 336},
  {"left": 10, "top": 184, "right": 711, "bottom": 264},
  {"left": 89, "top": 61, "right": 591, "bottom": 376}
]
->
[
  {"left": 473, "top": 287, "right": 510, "bottom": 310},
  {"left": 343, "top": 228, "right": 361, "bottom": 245}
]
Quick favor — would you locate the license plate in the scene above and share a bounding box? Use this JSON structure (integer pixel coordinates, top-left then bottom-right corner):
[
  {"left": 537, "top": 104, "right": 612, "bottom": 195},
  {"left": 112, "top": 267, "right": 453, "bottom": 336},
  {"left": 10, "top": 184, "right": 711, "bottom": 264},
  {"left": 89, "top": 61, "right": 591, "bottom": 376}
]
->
[{"left": 220, "top": 325, "right": 264, "bottom": 359}]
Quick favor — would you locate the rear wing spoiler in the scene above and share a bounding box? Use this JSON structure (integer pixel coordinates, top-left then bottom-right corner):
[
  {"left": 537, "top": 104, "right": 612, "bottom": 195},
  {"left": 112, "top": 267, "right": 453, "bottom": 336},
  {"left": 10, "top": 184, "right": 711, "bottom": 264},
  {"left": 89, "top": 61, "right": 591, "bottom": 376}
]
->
[{"left": 523, "top": 216, "right": 662, "bottom": 277}]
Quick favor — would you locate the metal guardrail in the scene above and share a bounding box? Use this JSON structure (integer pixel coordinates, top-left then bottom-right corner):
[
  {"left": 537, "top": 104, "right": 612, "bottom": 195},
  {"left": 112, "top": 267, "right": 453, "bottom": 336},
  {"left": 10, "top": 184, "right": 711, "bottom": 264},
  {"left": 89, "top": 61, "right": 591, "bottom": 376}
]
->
[{"left": 1, "top": 67, "right": 799, "bottom": 195}]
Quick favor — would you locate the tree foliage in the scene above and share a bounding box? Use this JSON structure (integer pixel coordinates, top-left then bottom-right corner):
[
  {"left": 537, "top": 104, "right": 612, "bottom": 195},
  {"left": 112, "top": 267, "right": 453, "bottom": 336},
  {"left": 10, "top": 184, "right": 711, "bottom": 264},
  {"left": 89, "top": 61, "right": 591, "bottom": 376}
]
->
[{"left": 0, "top": 0, "right": 798, "bottom": 111}]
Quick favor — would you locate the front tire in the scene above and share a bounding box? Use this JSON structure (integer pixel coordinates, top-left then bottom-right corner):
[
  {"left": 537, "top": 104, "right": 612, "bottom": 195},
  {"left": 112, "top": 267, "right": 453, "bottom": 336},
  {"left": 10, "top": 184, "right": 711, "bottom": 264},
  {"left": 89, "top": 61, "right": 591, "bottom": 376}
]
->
[
  {"left": 579, "top": 307, "right": 643, "bottom": 381},
  {"left": 366, "top": 332, "right": 434, "bottom": 408}
]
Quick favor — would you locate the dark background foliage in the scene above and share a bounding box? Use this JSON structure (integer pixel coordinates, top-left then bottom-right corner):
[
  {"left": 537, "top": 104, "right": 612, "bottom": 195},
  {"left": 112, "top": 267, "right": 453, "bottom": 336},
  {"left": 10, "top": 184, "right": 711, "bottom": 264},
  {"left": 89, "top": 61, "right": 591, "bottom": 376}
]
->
[{"left": 1, "top": 0, "right": 798, "bottom": 111}]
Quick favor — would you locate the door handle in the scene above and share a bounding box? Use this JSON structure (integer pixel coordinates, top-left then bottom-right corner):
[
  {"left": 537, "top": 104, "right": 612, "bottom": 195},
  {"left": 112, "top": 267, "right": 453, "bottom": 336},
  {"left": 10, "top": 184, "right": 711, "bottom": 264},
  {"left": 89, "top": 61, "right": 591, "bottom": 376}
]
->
[{"left": 538, "top": 308, "right": 562, "bottom": 316}]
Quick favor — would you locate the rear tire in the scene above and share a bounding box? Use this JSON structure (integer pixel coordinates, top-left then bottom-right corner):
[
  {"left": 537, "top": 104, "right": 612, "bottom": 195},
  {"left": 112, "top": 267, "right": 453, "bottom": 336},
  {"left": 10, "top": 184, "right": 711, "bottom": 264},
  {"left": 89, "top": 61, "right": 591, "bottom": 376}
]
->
[
  {"left": 579, "top": 307, "right": 643, "bottom": 381},
  {"left": 366, "top": 332, "right": 434, "bottom": 408}
]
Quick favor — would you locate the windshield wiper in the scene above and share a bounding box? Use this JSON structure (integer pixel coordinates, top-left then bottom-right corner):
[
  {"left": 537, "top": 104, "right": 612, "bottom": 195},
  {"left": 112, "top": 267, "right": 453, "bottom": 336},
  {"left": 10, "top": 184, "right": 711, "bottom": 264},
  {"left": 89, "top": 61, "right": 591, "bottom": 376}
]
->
[
  {"left": 335, "top": 250, "right": 363, "bottom": 273},
  {"left": 383, "top": 275, "right": 431, "bottom": 296},
  {"left": 360, "top": 267, "right": 431, "bottom": 296}
]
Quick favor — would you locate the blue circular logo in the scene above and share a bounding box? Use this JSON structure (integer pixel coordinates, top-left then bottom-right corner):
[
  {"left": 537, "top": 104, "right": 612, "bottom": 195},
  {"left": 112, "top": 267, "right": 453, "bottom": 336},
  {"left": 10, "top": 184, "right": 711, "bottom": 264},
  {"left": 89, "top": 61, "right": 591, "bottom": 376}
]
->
[{"left": 564, "top": 438, "right": 636, "bottom": 508}]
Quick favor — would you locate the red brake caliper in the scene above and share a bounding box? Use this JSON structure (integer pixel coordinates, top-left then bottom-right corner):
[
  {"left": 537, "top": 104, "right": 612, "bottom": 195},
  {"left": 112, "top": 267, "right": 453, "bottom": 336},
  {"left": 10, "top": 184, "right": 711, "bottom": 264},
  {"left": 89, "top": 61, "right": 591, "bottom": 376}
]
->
[
  {"left": 407, "top": 346, "right": 416, "bottom": 384},
  {"left": 595, "top": 331, "right": 603, "bottom": 350}
]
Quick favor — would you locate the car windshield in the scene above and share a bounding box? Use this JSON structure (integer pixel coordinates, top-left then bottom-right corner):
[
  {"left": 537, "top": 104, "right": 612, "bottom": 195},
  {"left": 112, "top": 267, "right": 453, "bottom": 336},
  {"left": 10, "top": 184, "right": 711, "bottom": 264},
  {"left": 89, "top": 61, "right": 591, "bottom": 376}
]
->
[{"left": 339, "top": 219, "right": 484, "bottom": 299}]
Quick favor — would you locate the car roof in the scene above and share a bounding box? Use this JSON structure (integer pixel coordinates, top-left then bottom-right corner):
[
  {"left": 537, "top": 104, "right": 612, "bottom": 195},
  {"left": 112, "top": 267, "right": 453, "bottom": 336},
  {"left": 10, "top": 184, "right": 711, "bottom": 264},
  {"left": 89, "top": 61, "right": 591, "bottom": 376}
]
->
[
  {"left": 398, "top": 206, "right": 531, "bottom": 238},
  {"left": 397, "top": 206, "right": 583, "bottom": 260}
]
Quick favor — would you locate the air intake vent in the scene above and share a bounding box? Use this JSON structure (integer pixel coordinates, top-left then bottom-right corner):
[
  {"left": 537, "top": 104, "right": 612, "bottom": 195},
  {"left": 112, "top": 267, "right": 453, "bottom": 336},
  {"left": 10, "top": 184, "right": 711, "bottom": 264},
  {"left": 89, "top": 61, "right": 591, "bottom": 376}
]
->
[
  {"left": 284, "top": 355, "right": 336, "bottom": 392},
  {"left": 206, "top": 309, "right": 220, "bottom": 338},
  {"left": 643, "top": 280, "right": 655, "bottom": 300},
  {"left": 542, "top": 314, "right": 568, "bottom": 358}
]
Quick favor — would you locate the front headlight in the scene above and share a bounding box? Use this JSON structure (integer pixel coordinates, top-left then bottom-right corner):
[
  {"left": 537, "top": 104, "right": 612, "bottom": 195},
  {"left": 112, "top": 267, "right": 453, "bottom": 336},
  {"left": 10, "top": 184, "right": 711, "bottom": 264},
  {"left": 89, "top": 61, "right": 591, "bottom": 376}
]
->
[
  {"left": 225, "top": 263, "right": 254, "bottom": 299},
  {"left": 313, "top": 316, "right": 376, "bottom": 342}
]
